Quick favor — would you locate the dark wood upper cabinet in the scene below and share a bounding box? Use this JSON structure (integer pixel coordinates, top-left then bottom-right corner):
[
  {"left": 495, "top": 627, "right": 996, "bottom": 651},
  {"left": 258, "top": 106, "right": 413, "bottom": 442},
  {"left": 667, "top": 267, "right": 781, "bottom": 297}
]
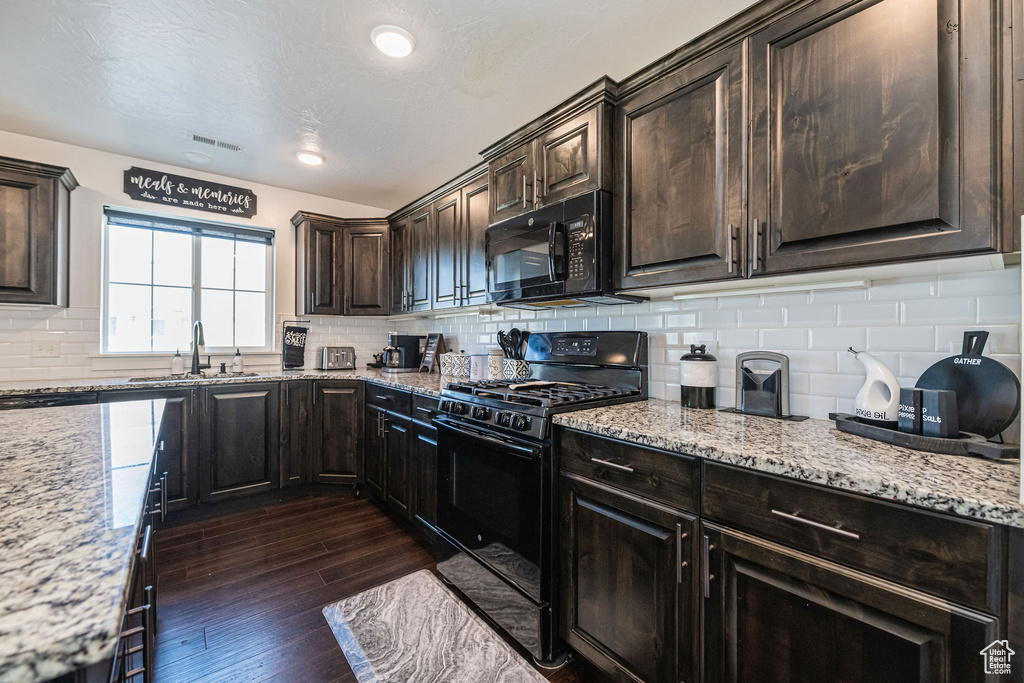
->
[
  {"left": 748, "top": 0, "right": 1003, "bottom": 274},
  {"left": 487, "top": 141, "right": 534, "bottom": 224},
  {"left": 536, "top": 105, "right": 604, "bottom": 205},
  {"left": 312, "top": 380, "right": 363, "bottom": 484},
  {"left": 342, "top": 220, "right": 390, "bottom": 316},
  {"left": 561, "top": 473, "right": 698, "bottom": 683},
  {"left": 702, "top": 522, "right": 999, "bottom": 683},
  {"left": 279, "top": 380, "right": 312, "bottom": 487},
  {"left": 408, "top": 208, "right": 433, "bottom": 312},
  {"left": 293, "top": 214, "right": 343, "bottom": 316},
  {"left": 293, "top": 212, "right": 390, "bottom": 317},
  {"left": 0, "top": 156, "right": 76, "bottom": 306},
  {"left": 389, "top": 216, "right": 409, "bottom": 313},
  {"left": 432, "top": 189, "right": 460, "bottom": 310},
  {"left": 199, "top": 383, "right": 280, "bottom": 503},
  {"left": 461, "top": 174, "right": 489, "bottom": 305},
  {"left": 616, "top": 43, "right": 746, "bottom": 290}
]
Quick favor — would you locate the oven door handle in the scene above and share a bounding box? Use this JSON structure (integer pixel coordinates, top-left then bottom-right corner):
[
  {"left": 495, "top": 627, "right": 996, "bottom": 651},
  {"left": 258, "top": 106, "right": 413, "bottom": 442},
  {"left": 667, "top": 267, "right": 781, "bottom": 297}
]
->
[{"left": 435, "top": 418, "right": 542, "bottom": 460}]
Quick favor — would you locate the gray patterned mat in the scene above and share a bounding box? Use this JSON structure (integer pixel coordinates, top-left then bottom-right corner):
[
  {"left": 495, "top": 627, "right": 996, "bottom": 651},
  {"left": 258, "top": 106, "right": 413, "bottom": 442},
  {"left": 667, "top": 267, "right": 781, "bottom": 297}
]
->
[{"left": 322, "top": 570, "right": 546, "bottom": 683}]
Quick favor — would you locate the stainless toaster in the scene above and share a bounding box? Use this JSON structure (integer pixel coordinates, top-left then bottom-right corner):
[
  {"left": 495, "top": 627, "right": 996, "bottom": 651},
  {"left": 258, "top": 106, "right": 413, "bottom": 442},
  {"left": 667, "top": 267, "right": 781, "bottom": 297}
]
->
[{"left": 318, "top": 346, "right": 356, "bottom": 370}]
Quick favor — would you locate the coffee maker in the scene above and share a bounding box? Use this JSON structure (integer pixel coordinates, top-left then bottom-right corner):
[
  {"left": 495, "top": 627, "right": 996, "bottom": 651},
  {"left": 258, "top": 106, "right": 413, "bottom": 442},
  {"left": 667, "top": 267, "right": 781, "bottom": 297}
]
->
[{"left": 382, "top": 333, "right": 423, "bottom": 373}]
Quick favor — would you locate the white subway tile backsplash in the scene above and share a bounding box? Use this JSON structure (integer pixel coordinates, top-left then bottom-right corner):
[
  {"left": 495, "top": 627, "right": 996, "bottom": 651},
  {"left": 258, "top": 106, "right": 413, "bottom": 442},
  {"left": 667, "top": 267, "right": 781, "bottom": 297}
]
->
[
  {"left": 810, "top": 327, "right": 865, "bottom": 350},
  {"left": 977, "top": 294, "right": 1021, "bottom": 323},
  {"left": 759, "top": 328, "right": 809, "bottom": 351},
  {"left": 866, "top": 325, "right": 935, "bottom": 352},
  {"left": 699, "top": 309, "right": 738, "bottom": 327},
  {"left": 785, "top": 304, "right": 837, "bottom": 327},
  {"left": 718, "top": 328, "right": 759, "bottom": 349},
  {"left": 902, "top": 297, "right": 976, "bottom": 325},
  {"left": 837, "top": 301, "right": 900, "bottom": 326},
  {"left": 665, "top": 313, "right": 698, "bottom": 328},
  {"left": 738, "top": 308, "right": 784, "bottom": 328}
]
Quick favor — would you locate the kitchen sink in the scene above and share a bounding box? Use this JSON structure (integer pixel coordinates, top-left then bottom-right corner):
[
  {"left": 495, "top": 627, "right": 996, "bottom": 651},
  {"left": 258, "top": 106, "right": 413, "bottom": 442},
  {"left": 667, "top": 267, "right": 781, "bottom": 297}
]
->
[{"left": 127, "top": 372, "right": 260, "bottom": 383}]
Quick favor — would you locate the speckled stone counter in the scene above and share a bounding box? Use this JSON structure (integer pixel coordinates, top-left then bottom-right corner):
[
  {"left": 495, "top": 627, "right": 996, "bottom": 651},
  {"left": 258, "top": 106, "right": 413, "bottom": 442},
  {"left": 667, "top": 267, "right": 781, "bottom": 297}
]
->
[
  {"left": 0, "top": 400, "right": 164, "bottom": 683},
  {"left": 553, "top": 399, "right": 1024, "bottom": 528},
  {"left": 0, "top": 368, "right": 448, "bottom": 398}
]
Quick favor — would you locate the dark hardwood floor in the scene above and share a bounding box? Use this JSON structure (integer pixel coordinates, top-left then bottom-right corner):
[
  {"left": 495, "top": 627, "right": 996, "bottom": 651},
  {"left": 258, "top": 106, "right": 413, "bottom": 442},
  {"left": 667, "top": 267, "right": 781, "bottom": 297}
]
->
[{"left": 154, "top": 493, "right": 610, "bottom": 682}]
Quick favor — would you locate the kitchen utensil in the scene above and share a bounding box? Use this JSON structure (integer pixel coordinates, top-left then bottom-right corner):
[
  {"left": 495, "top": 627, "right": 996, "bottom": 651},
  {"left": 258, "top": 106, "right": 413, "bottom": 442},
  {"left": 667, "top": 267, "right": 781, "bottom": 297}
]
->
[
  {"left": 916, "top": 331, "right": 1021, "bottom": 439},
  {"left": 723, "top": 351, "right": 807, "bottom": 420},
  {"left": 519, "top": 331, "right": 530, "bottom": 360},
  {"left": 497, "top": 330, "right": 515, "bottom": 359},
  {"left": 680, "top": 344, "right": 717, "bottom": 409},
  {"left": 508, "top": 329, "right": 523, "bottom": 360},
  {"left": 849, "top": 348, "right": 900, "bottom": 428}
]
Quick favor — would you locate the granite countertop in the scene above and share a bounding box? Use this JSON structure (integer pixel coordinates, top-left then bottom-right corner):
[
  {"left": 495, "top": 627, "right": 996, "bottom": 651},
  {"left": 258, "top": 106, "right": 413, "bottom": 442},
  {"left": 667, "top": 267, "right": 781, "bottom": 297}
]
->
[
  {"left": 0, "top": 399, "right": 165, "bottom": 683},
  {"left": 0, "top": 368, "right": 448, "bottom": 399},
  {"left": 554, "top": 399, "right": 1024, "bottom": 528}
]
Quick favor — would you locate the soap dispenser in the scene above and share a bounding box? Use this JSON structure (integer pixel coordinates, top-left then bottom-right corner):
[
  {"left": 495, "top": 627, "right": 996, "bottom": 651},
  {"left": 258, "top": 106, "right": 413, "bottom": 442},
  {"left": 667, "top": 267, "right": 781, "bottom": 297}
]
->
[
  {"left": 849, "top": 347, "right": 900, "bottom": 428},
  {"left": 232, "top": 349, "right": 243, "bottom": 373},
  {"left": 171, "top": 349, "right": 184, "bottom": 375}
]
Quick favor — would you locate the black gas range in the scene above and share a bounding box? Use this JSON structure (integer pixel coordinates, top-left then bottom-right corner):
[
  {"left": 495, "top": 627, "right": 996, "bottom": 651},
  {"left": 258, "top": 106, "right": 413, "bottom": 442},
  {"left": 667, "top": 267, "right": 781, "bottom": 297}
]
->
[{"left": 432, "top": 331, "right": 648, "bottom": 667}]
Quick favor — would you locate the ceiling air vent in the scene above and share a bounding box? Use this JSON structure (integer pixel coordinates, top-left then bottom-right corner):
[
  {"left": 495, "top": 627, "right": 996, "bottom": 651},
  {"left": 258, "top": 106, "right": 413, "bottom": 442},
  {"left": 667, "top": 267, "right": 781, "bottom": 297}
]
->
[{"left": 187, "top": 131, "right": 244, "bottom": 153}]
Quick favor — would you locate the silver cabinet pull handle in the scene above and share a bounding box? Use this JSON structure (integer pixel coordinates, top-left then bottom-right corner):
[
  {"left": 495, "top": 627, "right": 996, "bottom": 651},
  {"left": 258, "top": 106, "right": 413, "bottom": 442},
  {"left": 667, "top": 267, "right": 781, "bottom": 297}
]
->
[
  {"left": 161, "top": 473, "right": 168, "bottom": 522},
  {"left": 771, "top": 509, "right": 860, "bottom": 540},
  {"left": 727, "top": 223, "right": 735, "bottom": 273},
  {"left": 702, "top": 535, "right": 714, "bottom": 598},
  {"left": 751, "top": 218, "right": 759, "bottom": 272},
  {"left": 590, "top": 457, "right": 634, "bottom": 473},
  {"left": 138, "top": 524, "right": 152, "bottom": 560}
]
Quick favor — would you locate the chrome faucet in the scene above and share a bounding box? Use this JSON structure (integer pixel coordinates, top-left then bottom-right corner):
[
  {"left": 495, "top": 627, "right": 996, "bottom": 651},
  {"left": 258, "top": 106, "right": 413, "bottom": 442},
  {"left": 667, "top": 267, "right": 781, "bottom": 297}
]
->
[{"left": 191, "top": 321, "right": 211, "bottom": 376}]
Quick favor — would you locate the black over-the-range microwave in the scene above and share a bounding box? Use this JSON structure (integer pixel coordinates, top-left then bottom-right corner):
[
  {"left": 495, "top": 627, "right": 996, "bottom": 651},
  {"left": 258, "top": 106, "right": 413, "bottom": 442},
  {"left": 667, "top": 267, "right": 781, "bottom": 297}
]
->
[{"left": 484, "top": 190, "right": 644, "bottom": 308}]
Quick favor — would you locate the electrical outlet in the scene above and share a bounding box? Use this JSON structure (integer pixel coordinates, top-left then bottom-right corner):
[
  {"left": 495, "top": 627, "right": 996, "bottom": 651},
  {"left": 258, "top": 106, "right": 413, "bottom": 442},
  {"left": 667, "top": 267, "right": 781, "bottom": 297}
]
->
[{"left": 32, "top": 340, "right": 60, "bottom": 358}]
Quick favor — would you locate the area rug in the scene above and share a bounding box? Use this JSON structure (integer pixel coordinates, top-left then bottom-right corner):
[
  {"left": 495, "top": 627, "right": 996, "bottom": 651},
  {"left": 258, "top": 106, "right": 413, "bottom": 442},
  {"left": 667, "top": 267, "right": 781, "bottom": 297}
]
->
[{"left": 322, "top": 569, "right": 546, "bottom": 683}]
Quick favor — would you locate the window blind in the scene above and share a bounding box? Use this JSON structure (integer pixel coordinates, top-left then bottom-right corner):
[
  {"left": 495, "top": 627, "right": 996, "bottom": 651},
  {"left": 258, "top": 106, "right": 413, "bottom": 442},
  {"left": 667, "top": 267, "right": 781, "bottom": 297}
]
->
[{"left": 104, "top": 207, "right": 274, "bottom": 245}]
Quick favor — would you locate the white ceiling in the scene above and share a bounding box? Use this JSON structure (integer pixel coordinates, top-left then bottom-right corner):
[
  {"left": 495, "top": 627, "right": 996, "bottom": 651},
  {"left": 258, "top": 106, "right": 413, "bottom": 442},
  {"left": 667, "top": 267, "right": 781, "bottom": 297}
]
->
[{"left": 0, "top": 0, "right": 757, "bottom": 211}]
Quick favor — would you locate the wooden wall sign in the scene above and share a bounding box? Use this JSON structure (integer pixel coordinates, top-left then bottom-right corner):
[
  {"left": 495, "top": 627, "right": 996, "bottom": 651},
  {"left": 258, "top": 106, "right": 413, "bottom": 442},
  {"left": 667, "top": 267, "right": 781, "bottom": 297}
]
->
[
  {"left": 123, "top": 167, "right": 257, "bottom": 218},
  {"left": 419, "top": 333, "right": 446, "bottom": 373}
]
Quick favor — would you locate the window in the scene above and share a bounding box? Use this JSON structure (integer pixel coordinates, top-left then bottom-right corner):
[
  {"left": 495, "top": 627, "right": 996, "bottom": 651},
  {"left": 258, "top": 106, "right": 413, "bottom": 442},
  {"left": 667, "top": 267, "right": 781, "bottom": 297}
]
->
[{"left": 103, "top": 208, "right": 274, "bottom": 353}]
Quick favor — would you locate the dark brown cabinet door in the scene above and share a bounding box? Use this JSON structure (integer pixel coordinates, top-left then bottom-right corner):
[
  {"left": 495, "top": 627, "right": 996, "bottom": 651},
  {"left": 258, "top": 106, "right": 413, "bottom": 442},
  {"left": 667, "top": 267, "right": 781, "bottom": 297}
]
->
[
  {"left": 384, "top": 413, "right": 412, "bottom": 516},
  {"left": 561, "top": 473, "right": 697, "bottom": 683},
  {"left": 389, "top": 218, "right": 409, "bottom": 313},
  {"left": 616, "top": 43, "right": 745, "bottom": 289},
  {"left": 749, "top": 0, "right": 1002, "bottom": 275},
  {"left": 342, "top": 221, "right": 390, "bottom": 316},
  {"left": 536, "top": 105, "right": 604, "bottom": 206},
  {"left": 488, "top": 141, "right": 534, "bottom": 224},
  {"left": 364, "top": 404, "right": 386, "bottom": 498},
  {"left": 313, "top": 380, "right": 363, "bottom": 484},
  {"left": 0, "top": 157, "right": 75, "bottom": 306},
  {"left": 408, "top": 208, "right": 433, "bottom": 311},
  {"left": 702, "top": 523, "right": 999, "bottom": 683},
  {"left": 279, "top": 381, "right": 312, "bottom": 487},
  {"left": 294, "top": 217, "right": 344, "bottom": 315},
  {"left": 101, "top": 388, "right": 198, "bottom": 512},
  {"left": 410, "top": 422, "right": 438, "bottom": 531},
  {"left": 461, "top": 174, "right": 489, "bottom": 305},
  {"left": 199, "top": 383, "right": 279, "bottom": 503},
  {"left": 432, "top": 189, "right": 460, "bottom": 309}
]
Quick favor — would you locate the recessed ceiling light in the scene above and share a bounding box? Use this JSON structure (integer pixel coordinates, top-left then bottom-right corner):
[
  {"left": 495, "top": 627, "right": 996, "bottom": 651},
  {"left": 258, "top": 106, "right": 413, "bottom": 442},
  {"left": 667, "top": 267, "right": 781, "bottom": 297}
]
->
[
  {"left": 183, "top": 151, "right": 213, "bottom": 165},
  {"left": 371, "top": 25, "right": 415, "bottom": 58},
  {"left": 296, "top": 151, "right": 324, "bottom": 166}
]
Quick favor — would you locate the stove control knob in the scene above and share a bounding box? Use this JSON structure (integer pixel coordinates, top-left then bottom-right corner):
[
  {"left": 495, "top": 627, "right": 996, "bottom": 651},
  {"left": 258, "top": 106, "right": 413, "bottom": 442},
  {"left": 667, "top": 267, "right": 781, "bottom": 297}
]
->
[
  {"left": 496, "top": 412, "right": 511, "bottom": 427},
  {"left": 439, "top": 400, "right": 452, "bottom": 412},
  {"left": 511, "top": 415, "right": 530, "bottom": 431},
  {"left": 472, "top": 406, "right": 491, "bottom": 421},
  {"left": 451, "top": 403, "right": 467, "bottom": 415}
]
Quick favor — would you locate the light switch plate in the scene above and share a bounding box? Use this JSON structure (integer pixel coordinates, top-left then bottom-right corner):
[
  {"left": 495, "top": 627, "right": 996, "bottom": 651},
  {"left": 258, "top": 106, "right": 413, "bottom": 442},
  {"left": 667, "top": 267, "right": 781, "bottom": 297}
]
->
[{"left": 32, "top": 339, "right": 60, "bottom": 358}]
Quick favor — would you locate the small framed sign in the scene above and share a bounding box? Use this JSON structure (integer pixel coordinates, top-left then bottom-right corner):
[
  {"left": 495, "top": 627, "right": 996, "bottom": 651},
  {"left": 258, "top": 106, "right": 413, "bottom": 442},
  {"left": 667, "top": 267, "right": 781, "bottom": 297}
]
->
[
  {"left": 419, "top": 333, "right": 446, "bottom": 373},
  {"left": 124, "top": 166, "right": 258, "bottom": 218}
]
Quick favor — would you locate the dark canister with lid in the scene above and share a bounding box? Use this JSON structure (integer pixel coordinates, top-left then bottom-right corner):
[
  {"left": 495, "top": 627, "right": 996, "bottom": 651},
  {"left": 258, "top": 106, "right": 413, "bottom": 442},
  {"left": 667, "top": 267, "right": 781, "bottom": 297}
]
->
[{"left": 680, "top": 344, "right": 717, "bottom": 409}]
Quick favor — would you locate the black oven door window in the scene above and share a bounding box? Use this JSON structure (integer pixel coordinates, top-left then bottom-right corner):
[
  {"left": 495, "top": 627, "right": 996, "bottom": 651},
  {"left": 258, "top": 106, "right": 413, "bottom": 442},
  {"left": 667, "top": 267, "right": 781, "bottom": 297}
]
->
[
  {"left": 488, "top": 223, "right": 565, "bottom": 295},
  {"left": 435, "top": 419, "right": 544, "bottom": 601}
]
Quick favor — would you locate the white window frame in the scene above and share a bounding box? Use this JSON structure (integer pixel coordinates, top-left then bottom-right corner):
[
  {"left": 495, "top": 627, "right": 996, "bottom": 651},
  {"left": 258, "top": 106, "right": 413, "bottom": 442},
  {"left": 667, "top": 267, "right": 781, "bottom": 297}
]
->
[{"left": 101, "top": 206, "right": 276, "bottom": 355}]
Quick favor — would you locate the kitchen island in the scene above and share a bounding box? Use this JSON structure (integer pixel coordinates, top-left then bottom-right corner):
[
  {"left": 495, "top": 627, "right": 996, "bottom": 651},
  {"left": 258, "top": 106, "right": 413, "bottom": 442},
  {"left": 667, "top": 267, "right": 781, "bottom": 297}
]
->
[{"left": 0, "top": 400, "right": 164, "bottom": 683}]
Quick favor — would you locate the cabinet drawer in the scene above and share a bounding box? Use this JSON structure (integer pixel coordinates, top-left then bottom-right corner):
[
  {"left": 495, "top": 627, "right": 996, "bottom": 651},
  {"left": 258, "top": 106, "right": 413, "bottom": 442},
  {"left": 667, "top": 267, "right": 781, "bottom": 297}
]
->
[
  {"left": 365, "top": 384, "right": 411, "bottom": 415},
  {"left": 410, "top": 392, "right": 440, "bottom": 426},
  {"left": 702, "top": 463, "right": 1002, "bottom": 613},
  {"left": 559, "top": 428, "right": 699, "bottom": 513}
]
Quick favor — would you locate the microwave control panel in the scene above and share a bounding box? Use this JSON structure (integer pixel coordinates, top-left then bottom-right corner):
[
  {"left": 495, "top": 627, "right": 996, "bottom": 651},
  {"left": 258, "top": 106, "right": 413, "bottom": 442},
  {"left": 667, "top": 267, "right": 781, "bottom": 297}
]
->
[{"left": 566, "top": 215, "right": 594, "bottom": 284}]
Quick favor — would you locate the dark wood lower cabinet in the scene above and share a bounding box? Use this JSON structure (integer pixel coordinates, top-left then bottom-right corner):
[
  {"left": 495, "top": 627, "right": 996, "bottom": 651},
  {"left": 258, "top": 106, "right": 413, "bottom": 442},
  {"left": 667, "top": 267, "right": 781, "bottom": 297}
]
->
[
  {"left": 312, "top": 380, "right": 364, "bottom": 484},
  {"left": 384, "top": 413, "right": 411, "bottom": 515},
  {"left": 279, "top": 381, "right": 312, "bottom": 486},
  {"left": 199, "top": 383, "right": 280, "bottom": 503},
  {"left": 100, "top": 388, "right": 198, "bottom": 512},
  {"left": 701, "top": 523, "right": 1000, "bottom": 683},
  {"left": 364, "top": 404, "right": 386, "bottom": 498},
  {"left": 410, "top": 421, "right": 438, "bottom": 533},
  {"left": 561, "top": 473, "right": 698, "bottom": 683}
]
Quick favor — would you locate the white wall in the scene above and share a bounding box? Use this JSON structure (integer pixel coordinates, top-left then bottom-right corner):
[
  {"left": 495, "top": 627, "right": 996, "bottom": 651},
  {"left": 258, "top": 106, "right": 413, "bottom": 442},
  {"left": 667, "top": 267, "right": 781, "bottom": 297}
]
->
[{"left": 0, "top": 129, "right": 388, "bottom": 379}]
